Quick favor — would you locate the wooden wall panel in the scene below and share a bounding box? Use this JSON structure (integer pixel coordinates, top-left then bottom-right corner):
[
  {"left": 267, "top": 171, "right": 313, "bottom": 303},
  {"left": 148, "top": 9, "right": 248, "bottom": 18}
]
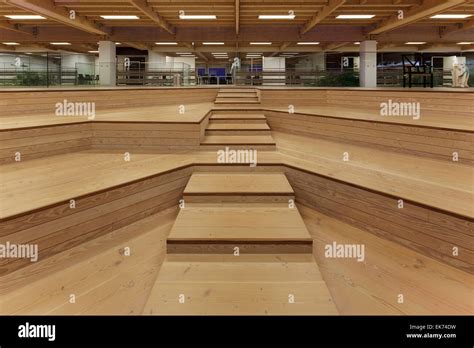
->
[
  {"left": 285, "top": 167, "right": 474, "bottom": 274},
  {"left": 0, "top": 89, "right": 217, "bottom": 116},
  {"left": 0, "top": 123, "right": 92, "bottom": 164},
  {"left": 0, "top": 167, "right": 192, "bottom": 276},
  {"left": 266, "top": 110, "right": 474, "bottom": 163}
]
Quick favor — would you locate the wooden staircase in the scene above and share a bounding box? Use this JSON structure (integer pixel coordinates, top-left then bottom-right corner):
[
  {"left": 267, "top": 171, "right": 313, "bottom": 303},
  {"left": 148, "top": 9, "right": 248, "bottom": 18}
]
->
[
  {"left": 144, "top": 172, "right": 337, "bottom": 315},
  {"left": 201, "top": 90, "right": 276, "bottom": 150},
  {"left": 214, "top": 88, "right": 260, "bottom": 104}
]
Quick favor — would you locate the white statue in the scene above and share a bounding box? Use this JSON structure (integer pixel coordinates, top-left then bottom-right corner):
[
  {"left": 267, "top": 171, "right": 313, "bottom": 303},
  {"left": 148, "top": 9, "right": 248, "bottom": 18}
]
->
[
  {"left": 452, "top": 63, "right": 470, "bottom": 88},
  {"left": 230, "top": 57, "right": 240, "bottom": 74}
]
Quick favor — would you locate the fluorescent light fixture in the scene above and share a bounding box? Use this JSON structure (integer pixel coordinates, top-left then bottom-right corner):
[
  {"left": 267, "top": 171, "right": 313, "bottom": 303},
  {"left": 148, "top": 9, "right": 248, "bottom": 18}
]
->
[
  {"left": 297, "top": 42, "right": 319, "bottom": 45},
  {"left": 4, "top": 15, "right": 45, "bottom": 20},
  {"left": 258, "top": 14, "right": 295, "bottom": 20},
  {"left": 50, "top": 42, "right": 71, "bottom": 45},
  {"left": 25, "top": 52, "right": 32, "bottom": 55},
  {"left": 179, "top": 55, "right": 196, "bottom": 57},
  {"left": 100, "top": 15, "right": 139, "bottom": 19},
  {"left": 213, "top": 56, "right": 228, "bottom": 59},
  {"left": 336, "top": 15, "right": 375, "bottom": 19},
  {"left": 211, "top": 52, "right": 227, "bottom": 54},
  {"left": 354, "top": 42, "right": 361, "bottom": 45},
  {"left": 115, "top": 42, "right": 121, "bottom": 45},
  {"left": 155, "top": 42, "right": 178, "bottom": 45},
  {"left": 179, "top": 14, "right": 216, "bottom": 20},
  {"left": 430, "top": 14, "right": 472, "bottom": 19},
  {"left": 177, "top": 52, "right": 192, "bottom": 54},
  {"left": 88, "top": 51, "right": 99, "bottom": 53},
  {"left": 405, "top": 42, "right": 426, "bottom": 45},
  {"left": 457, "top": 42, "right": 474, "bottom": 45},
  {"left": 2, "top": 42, "right": 19, "bottom": 45},
  {"left": 203, "top": 42, "right": 225, "bottom": 45},
  {"left": 250, "top": 42, "right": 272, "bottom": 45}
]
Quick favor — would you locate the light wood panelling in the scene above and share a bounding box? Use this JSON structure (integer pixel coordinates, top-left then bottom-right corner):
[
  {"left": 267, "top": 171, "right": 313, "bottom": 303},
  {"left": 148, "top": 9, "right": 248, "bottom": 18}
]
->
[
  {"left": 266, "top": 110, "right": 474, "bottom": 163},
  {"left": 285, "top": 167, "right": 474, "bottom": 274}
]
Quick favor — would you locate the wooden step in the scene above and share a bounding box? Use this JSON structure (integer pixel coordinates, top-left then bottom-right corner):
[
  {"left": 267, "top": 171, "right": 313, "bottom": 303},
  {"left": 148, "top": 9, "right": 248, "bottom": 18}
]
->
[
  {"left": 201, "top": 135, "right": 275, "bottom": 145},
  {"left": 167, "top": 206, "right": 312, "bottom": 253},
  {"left": 143, "top": 254, "right": 338, "bottom": 315},
  {"left": 207, "top": 123, "right": 270, "bottom": 131},
  {"left": 206, "top": 122, "right": 271, "bottom": 135},
  {"left": 209, "top": 113, "right": 266, "bottom": 124},
  {"left": 215, "top": 98, "right": 260, "bottom": 104},
  {"left": 183, "top": 172, "right": 294, "bottom": 203},
  {"left": 217, "top": 93, "right": 258, "bottom": 98},
  {"left": 218, "top": 89, "right": 257, "bottom": 94}
]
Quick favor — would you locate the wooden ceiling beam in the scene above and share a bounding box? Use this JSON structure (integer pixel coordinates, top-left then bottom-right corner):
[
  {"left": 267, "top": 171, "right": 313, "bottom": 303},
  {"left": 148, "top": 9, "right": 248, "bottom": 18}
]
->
[
  {"left": 0, "top": 20, "right": 34, "bottom": 35},
  {"left": 235, "top": 0, "right": 240, "bottom": 35},
  {"left": 4, "top": 0, "right": 108, "bottom": 36},
  {"left": 440, "top": 17, "right": 474, "bottom": 37},
  {"left": 122, "top": 42, "right": 150, "bottom": 50},
  {"left": 129, "top": 0, "right": 174, "bottom": 35},
  {"left": 368, "top": 0, "right": 467, "bottom": 35},
  {"left": 322, "top": 42, "right": 352, "bottom": 51},
  {"left": 183, "top": 43, "right": 209, "bottom": 61},
  {"left": 301, "top": 0, "right": 345, "bottom": 35}
]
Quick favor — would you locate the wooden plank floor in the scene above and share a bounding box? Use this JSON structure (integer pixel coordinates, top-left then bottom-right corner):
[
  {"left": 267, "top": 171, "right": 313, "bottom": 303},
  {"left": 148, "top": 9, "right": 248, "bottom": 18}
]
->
[{"left": 300, "top": 205, "right": 474, "bottom": 315}]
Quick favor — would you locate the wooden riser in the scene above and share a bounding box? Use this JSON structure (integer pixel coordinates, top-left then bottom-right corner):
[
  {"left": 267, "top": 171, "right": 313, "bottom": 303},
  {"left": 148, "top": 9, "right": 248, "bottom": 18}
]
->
[
  {"left": 206, "top": 130, "right": 271, "bottom": 136},
  {"left": 206, "top": 122, "right": 270, "bottom": 131},
  {"left": 208, "top": 119, "right": 267, "bottom": 124},
  {"left": 183, "top": 194, "right": 293, "bottom": 204},
  {"left": 167, "top": 242, "right": 312, "bottom": 254},
  {"left": 215, "top": 99, "right": 260, "bottom": 104},
  {"left": 216, "top": 93, "right": 258, "bottom": 98},
  {"left": 201, "top": 135, "right": 275, "bottom": 145}
]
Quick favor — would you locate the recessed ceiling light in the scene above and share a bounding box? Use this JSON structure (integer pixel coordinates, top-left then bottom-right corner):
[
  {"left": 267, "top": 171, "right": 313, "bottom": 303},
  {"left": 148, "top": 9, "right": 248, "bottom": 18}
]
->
[
  {"left": 457, "top": 42, "right": 474, "bottom": 45},
  {"left": 336, "top": 15, "right": 375, "bottom": 19},
  {"left": 405, "top": 42, "right": 426, "bottom": 45},
  {"left": 50, "top": 42, "right": 71, "bottom": 45},
  {"left": 4, "top": 15, "right": 45, "bottom": 20},
  {"left": 100, "top": 15, "right": 139, "bottom": 19},
  {"left": 2, "top": 42, "right": 20, "bottom": 45},
  {"left": 88, "top": 50, "right": 99, "bottom": 53},
  {"left": 203, "top": 42, "right": 225, "bottom": 45},
  {"left": 115, "top": 42, "right": 121, "bottom": 45},
  {"left": 25, "top": 52, "right": 33, "bottom": 55},
  {"left": 297, "top": 42, "right": 319, "bottom": 45},
  {"left": 179, "top": 55, "right": 197, "bottom": 57},
  {"left": 354, "top": 42, "right": 361, "bottom": 45},
  {"left": 155, "top": 42, "right": 178, "bottom": 45},
  {"left": 250, "top": 42, "right": 272, "bottom": 45},
  {"left": 258, "top": 14, "right": 295, "bottom": 20},
  {"left": 430, "top": 14, "right": 472, "bottom": 19},
  {"left": 179, "top": 14, "right": 216, "bottom": 20}
]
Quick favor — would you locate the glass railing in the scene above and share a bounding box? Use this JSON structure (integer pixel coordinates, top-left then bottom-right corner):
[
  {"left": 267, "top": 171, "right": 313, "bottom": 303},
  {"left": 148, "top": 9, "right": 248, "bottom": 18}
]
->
[{"left": 116, "top": 61, "right": 193, "bottom": 86}]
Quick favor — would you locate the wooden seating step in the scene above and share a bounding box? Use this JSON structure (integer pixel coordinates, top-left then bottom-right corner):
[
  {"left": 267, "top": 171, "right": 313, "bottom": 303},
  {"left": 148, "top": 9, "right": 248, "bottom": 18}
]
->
[
  {"left": 183, "top": 172, "right": 294, "bottom": 203},
  {"left": 143, "top": 254, "right": 338, "bottom": 315},
  {"left": 167, "top": 205, "right": 313, "bottom": 254}
]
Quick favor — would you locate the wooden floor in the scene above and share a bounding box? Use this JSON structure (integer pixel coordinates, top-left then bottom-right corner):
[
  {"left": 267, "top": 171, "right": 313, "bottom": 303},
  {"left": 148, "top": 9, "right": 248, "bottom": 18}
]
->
[{"left": 0, "top": 87, "right": 472, "bottom": 315}]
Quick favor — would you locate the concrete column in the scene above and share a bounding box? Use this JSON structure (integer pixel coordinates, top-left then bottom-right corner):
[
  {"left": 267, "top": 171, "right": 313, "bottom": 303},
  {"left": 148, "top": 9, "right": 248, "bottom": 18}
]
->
[
  {"left": 359, "top": 40, "right": 377, "bottom": 88},
  {"left": 98, "top": 41, "right": 116, "bottom": 86}
]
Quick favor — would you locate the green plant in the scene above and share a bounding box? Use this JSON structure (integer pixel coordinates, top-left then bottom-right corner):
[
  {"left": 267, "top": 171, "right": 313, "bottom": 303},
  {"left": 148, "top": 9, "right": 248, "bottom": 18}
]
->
[{"left": 316, "top": 71, "right": 359, "bottom": 87}]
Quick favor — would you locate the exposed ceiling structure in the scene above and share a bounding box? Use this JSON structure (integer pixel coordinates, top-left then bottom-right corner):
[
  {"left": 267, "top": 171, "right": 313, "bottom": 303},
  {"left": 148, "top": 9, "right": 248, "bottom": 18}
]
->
[{"left": 0, "top": 0, "right": 473, "bottom": 61}]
